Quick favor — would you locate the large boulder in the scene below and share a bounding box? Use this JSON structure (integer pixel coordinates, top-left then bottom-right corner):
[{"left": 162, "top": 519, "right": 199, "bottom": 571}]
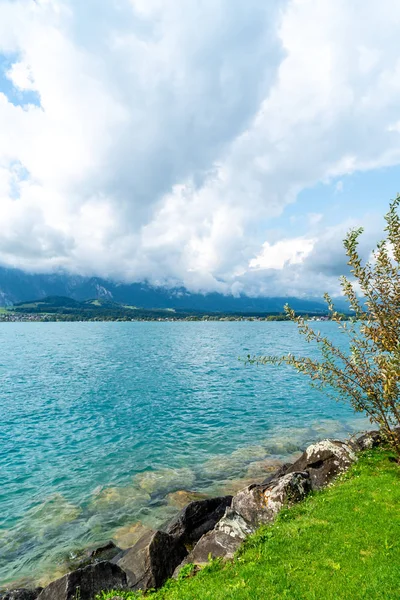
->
[
  {"left": 286, "top": 439, "right": 356, "bottom": 489},
  {"left": 215, "top": 507, "right": 254, "bottom": 541},
  {"left": 232, "top": 472, "right": 311, "bottom": 527},
  {"left": 37, "top": 561, "right": 127, "bottom": 600},
  {"left": 173, "top": 507, "right": 253, "bottom": 577},
  {"left": 173, "top": 530, "right": 241, "bottom": 577},
  {"left": 115, "top": 529, "right": 187, "bottom": 591},
  {"left": 0, "top": 590, "right": 42, "bottom": 600},
  {"left": 165, "top": 496, "right": 232, "bottom": 545}
]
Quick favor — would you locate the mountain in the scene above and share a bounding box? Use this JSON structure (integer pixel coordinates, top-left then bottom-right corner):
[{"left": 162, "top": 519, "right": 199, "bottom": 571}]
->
[{"left": 0, "top": 266, "right": 336, "bottom": 313}]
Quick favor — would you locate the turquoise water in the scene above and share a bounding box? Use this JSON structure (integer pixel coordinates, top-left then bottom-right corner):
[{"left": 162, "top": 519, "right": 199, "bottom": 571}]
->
[{"left": 0, "top": 322, "right": 368, "bottom": 588}]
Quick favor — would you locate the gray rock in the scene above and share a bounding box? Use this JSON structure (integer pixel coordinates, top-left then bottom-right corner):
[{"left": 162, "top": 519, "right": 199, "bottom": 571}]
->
[
  {"left": 354, "top": 430, "right": 382, "bottom": 451},
  {"left": 286, "top": 439, "right": 356, "bottom": 490},
  {"left": 215, "top": 507, "right": 254, "bottom": 540},
  {"left": 174, "top": 530, "right": 241, "bottom": 577},
  {"left": 116, "top": 529, "right": 187, "bottom": 591},
  {"left": 261, "top": 463, "right": 292, "bottom": 485},
  {"left": 173, "top": 507, "right": 252, "bottom": 578},
  {"left": 72, "top": 541, "right": 122, "bottom": 570},
  {"left": 232, "top": 471, "right": 311, "bottom": 527},
  {"left": 36, "top": 561, "right": 127, "bottom": 600},
  {"left": 165, "top": 496, "right": 232, "bottom": 545},
  {"left": 87, "top": 541, "right": 121, "bottom": 562},
  {"left": 0, "top": 590, "right": 42, "bottom": 600}
]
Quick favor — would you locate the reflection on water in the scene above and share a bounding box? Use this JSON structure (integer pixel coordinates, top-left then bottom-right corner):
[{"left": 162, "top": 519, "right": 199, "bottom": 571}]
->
[{"left": 0, "top": 322, "right": 371, "bottom": 588}]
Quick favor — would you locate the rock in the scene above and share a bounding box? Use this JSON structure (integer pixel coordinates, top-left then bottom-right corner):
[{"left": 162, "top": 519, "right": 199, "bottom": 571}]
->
[
  {"left": 115, "top": 529, "right": 187, "bottom": 591},
  {"left": 87, "top": 541, "right": 121, "bottom": 563},
  {"left": 0, "top": 590, "right": 42, "bottom": 600},
  {"left": 112, "top": 522, "right": 152, "bottom": 550},
  {"left": 232, "top": 472, "right": 311, "bottom": 527},
  {"left": 173, "top": 530, "right": 241, "bottom": 577},
  {"left": 165, "top": 496, "right": 232, "bottom": 545},
  {"left": 173, "top": 505, "right": 255, "bottom": 577},
  {"left": 175, "top": 472, "right": 306, "bottom": 577},
  {"left": 354, "top": 430, "right": 383, "bottom": 451},
  {"left": 286, "top": 439, "right": 356, "bottom": 489},
  {"left": 36, "top": 561, "right": 127, "bottom": 600},
  {"left": 166, "top": 490, "right": 209, "bottom": 509},
  {"left": 261, "top": 463, "right": 293, "bottom": 485},
  {"left": 215, "top": 507, "right": 254, "bottom": 540},
  {"left": 73, "top": 541, "right": 122, "bottom": 569}
]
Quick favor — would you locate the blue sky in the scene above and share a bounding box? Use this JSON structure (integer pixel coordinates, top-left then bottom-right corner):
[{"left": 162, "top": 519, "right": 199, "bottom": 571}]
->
[
  {"left": 271, "top": 167, "right": 399, "bottom": 236},
  {"left": 0, "top": 0, "right": 399, "bottom": 297}
]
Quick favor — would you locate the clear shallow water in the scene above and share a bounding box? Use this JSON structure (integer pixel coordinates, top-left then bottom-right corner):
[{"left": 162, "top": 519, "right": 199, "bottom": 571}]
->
[{"left": 0, "top": 322, "right": 369, "bottom": 588}]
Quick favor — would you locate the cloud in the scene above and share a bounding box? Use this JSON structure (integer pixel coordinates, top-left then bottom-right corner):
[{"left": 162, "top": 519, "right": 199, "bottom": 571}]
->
[
  {"left": 0, "top": 0, "right": 399, "bottom": 296},
  {"left": 249, "top": 237, "right": 315, "bottom": 270}
]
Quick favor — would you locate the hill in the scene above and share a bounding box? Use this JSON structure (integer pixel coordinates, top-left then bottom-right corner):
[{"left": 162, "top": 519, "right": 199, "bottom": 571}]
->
[
  {"left": 8, "top": 296, "right": 320, "bottom": 321},
  {"left": 0, "top": 266, "right": 338, "bottom": 313}
]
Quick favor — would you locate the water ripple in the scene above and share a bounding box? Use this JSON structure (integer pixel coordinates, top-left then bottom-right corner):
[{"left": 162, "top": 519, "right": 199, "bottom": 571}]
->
[{"left": 0, "top": 322, "right": 368, "bottom": 587}]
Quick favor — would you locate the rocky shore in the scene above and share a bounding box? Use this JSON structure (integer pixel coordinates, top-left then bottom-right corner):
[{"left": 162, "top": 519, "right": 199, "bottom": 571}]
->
[{"left": 0, "top": 431, "right": 385, "bottom": 600}]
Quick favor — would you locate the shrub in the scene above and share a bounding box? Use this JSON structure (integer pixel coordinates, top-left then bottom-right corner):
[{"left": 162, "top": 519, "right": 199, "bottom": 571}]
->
[{"left": 248, "top": 197, "right": 400, "bottom": 456}]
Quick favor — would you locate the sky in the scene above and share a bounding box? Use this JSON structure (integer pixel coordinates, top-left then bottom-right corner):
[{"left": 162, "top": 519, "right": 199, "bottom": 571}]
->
[{"left": 0, "top": 0, "right": 400, "bottom": 298}]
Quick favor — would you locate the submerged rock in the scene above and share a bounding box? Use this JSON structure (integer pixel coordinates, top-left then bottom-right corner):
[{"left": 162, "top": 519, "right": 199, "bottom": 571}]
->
[
  {"left": 89, "top": 485, "right": 150, "bottom": 511},
  {"left": 115, "top": 529, "right": 187, "bottom": 591},
  {"left": 166, "top": 490, "right": 209, "bottom": 509},
  {"left": 0, "top": 590, "right": 42, "bottom": 600},
  {"left": 84, "top": 541, "right": 121, "bottom": 565},
  {"left": 20, "top": 494, "right": 81, "bottom": 537},
  {"left": 286, "top": 439, "right": 356, "bottom": 489},
  {"left": 135, "top": 468, "right": 195, "bottom": 496},
  {"left": 232, "top": 472, "right": 311, "bottom": 527},
  {"left": 245, "top": 458, "right": 285, "bottom": 479},
  {"left": 36, "top": 562, "right": 127, "bottom": 600},
  {"left": 113, "top": 522, "right": 152, "bottom": 550},
  {"left": 165, "top": 496, "right": 232, "bottom": 545}
]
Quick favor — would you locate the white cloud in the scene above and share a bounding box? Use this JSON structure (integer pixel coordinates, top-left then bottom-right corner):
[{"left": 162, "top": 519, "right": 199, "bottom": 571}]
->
[
  {"left": 0, "top": 0, "right": 399, "bottom": 295},
  {"left": 249, "top": 237, "right": 315, "bottom": 270}
]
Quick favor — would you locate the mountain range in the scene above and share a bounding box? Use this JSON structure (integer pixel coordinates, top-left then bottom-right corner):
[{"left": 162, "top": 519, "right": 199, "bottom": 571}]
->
[{"left": 0, "top": 266, "right": 341, "bottom": 313}]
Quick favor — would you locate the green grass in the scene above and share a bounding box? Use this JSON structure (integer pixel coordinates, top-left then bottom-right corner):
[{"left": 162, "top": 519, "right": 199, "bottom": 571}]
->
[{"left": 97, "top": 448, "right": 400, "bottom": 600}]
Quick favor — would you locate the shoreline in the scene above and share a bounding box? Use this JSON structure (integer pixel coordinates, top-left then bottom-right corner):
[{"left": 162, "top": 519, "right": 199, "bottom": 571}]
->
[
  {"left": 0, "top": 422, "right": 372, "bottom": 594},
  {"left": 1, "top": 429, "right": 383, "bottom": 599}
]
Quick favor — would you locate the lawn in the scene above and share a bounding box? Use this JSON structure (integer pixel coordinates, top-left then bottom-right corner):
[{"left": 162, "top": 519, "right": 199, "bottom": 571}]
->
[{"left": 98, "top": 448, "right": 400, "bottom": 600}]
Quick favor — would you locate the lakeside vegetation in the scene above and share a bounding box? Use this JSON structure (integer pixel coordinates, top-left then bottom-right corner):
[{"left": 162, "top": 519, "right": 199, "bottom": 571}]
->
[
  {"left": 249, "top": 197, "right": 400, "bottom": 457},
  {"left": 97, "top": 448, "right": 400, "bottom": 600},
  {"left": 0, "top": 296, "right": 350, "bottom": 323}
]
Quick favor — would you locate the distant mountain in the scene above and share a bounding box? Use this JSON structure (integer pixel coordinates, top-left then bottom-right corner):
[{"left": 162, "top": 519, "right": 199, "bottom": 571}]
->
[{"left": 0, "top": 266, "right": 337, "bottom": 313}]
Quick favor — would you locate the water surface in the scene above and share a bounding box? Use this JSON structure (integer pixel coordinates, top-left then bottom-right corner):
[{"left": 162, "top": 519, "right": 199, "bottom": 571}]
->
[{"left": 0, "top": 322, "right": 368, "bottom": 587}]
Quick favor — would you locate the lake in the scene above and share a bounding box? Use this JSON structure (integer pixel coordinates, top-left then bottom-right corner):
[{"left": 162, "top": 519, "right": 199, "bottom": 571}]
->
[{"left": 0, "top": 321, "right": 369, "bottom": 588}]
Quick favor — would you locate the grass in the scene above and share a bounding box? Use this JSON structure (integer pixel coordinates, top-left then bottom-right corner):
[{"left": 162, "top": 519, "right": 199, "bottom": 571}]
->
[{"left": 97, "top": 448, "right": 400, "bottom": 600}]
